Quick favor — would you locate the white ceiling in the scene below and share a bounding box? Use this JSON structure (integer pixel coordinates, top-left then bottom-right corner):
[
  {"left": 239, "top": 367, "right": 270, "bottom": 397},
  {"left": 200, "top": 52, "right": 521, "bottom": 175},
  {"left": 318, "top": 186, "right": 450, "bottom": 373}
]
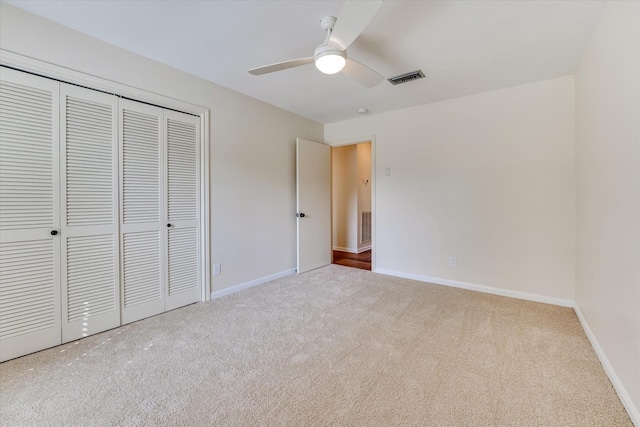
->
[{"left": 7, "top": 0, "right": 603, "bottom": 124}]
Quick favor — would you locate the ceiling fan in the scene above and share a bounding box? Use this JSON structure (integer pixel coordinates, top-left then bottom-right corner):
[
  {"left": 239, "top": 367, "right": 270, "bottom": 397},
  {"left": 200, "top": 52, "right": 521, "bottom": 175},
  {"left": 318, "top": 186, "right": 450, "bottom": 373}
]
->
[{"left": 248, "top": 0, "right": 385, "bottom": 88}]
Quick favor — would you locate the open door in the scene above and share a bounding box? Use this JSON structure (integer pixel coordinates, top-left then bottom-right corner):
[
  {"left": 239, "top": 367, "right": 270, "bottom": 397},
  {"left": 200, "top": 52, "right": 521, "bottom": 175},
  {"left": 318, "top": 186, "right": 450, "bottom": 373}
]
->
[{"left": 296, "top": 138, "right": 331, "bottom": 274}]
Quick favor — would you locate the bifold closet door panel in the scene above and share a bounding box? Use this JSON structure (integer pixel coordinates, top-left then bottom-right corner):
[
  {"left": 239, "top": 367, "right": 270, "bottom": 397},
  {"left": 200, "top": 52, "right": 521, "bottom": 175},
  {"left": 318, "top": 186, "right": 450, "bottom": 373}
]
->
[
  {"left": 0, "top": 68, "right": 62, "bottom": 361},
  {"left": 119, "top": 99, "right": 165, "bottom": 325},
  {"left": 60, "top": 84, "right": 120, "bottom": 343},
  {"left": 165, "top": 111, "right": 201, "bottom": 311}
]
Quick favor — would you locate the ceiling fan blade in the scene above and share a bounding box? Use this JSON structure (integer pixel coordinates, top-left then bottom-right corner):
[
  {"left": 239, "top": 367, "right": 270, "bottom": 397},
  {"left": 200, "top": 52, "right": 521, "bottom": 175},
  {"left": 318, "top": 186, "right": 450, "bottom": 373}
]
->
[
  {"left": 342, "top": 58, "right": 385, "bottom": 88},
  {"left": 330, "top": 0, "right": 383, "bottom": 51},
  {"left": 248, "top": 57, "right": 314, "bottom": 75}
]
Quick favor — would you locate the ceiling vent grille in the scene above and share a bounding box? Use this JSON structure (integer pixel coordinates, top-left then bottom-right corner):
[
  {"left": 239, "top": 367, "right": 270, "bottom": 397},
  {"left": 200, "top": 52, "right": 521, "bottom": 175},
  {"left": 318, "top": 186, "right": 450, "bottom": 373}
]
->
[{"left": 387, "top": 70, "right": 425, "bottom": 85}]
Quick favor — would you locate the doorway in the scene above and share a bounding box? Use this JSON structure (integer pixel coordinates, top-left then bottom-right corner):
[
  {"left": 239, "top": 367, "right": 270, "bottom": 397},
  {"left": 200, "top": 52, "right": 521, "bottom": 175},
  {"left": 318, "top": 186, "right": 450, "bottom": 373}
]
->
[{"left": 331, "top": 141, "right": 372, "bottom": 271}]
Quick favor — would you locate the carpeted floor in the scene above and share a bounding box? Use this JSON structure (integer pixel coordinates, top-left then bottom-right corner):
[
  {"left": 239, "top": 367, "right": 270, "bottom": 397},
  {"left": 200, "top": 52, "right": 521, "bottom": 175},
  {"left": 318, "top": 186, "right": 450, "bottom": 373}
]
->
[{"left": 0, "top": 265, "right": 632, "bottom": 426}]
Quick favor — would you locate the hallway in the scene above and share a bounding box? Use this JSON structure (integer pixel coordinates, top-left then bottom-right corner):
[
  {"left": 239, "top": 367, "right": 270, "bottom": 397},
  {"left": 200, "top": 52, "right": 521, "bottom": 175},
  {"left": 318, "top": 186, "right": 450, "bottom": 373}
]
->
[{"left": 332, "top": 250, "right": 371, "bottom": 271}]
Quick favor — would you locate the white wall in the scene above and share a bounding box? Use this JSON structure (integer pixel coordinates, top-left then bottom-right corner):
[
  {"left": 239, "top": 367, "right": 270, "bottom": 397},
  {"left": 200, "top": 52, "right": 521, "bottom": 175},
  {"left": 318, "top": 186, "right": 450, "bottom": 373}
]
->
[
  {"left": 575, "top": 0, "right": 640, "bottom": 420},
  {"left": 332, "top": 145, "right": 358, "bottom": 251},
  {"left": 0, "top": 3, "right": 323, "bottom": 292},
  {"left": 326, "top": 76, "right": 576, "bottom": 302}
]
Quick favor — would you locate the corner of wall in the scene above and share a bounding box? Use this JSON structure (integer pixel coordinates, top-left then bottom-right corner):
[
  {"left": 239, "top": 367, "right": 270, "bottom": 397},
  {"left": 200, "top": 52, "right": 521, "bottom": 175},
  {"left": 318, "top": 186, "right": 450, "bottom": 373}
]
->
[{"left": 573, "top": 1, "right": 640, "bottom": 423}]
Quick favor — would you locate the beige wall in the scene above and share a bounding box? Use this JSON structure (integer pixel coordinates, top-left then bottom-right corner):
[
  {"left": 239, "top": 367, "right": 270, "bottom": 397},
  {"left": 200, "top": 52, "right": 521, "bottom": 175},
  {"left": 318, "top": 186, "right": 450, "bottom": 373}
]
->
[
  {"left": 575, "top": 0, "right": 640, "bottom": 418},
  {"left": 0, "top": 3, "right": 323, "bottom": 292},
  {"left": 326, "top": 76, "right": 576, "bottom": 301}
]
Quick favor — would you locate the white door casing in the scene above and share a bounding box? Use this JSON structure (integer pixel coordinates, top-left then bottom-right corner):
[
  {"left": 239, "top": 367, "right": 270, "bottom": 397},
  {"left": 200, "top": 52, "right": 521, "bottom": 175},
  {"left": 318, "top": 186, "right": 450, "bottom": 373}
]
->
[
  {"left": 0, "top": 68, "right": 62, "bottom": 362},
  {"left": 296, "top": 138, "right": 331, "bottom": 274}
]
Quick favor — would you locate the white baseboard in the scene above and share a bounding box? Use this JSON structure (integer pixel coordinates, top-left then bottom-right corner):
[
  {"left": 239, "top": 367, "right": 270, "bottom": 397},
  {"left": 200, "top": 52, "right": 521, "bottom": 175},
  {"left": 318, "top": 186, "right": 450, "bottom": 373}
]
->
[
  {"left": 373, "top": 268, "right": 575, "bottom": 307},
  {"left": 574, "top": 306, "right": 640, "bottom": 426},
  {"left": 211, "top": 268, "right": 296, "bottom": 300},
  {"left": 333, "top": 246, "right": 357, "bottom": 253},
  {"left": 332, "top": 245, "right": 372, "bottom": 253}
]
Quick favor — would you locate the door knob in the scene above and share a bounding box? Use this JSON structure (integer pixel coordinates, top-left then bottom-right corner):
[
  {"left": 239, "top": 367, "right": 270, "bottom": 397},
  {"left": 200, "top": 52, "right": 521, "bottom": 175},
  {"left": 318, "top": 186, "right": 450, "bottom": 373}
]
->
[
  {"left": 297, "top": 213, "right": 306, "bottom": 218},
  {"left": 167, "top": 223, "right": 172, "bottom": 228},
  {"left": 50, "top": 230, "right": 58, "bottom": 236}
]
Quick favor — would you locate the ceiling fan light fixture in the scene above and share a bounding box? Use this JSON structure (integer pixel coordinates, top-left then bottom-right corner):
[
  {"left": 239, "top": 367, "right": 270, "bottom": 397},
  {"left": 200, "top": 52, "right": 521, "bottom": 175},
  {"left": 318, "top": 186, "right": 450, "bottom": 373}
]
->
[{"left": 314, "top": 44, "right": 346, "bottom": 74}]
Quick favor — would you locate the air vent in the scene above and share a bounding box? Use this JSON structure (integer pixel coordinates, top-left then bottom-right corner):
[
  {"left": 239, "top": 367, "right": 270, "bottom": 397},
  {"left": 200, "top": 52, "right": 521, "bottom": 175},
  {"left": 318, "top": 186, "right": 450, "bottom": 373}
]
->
[{"left": 387, "top": 70, "right": 425, "bottom": 86}]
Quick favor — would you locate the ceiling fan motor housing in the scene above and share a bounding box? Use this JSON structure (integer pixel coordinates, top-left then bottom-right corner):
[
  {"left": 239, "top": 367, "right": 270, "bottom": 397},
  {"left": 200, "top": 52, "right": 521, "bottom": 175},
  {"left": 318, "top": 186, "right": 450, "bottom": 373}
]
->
[{"left": 314, "top": 43, "right": 346, "bottom": 74}]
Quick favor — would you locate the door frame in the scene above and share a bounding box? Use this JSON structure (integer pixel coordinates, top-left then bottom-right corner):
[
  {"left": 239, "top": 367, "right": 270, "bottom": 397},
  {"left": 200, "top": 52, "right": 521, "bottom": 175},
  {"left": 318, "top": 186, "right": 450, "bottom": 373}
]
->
[
  {"left": 329, "top": 136, "right": 376, "bottom": 271},
  {"left": 1, "top": 49, "right": 212, "bottom": 302}
]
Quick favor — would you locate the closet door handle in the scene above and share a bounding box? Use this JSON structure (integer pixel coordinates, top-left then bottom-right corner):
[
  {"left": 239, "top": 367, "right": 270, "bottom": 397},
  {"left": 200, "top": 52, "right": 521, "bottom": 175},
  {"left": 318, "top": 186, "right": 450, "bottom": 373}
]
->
[
  {"left": 50, "top": 230, "right": 58, "bottom": 236},
  {"left": 167, "top": 223, "right": 172, "bottom": 228}
]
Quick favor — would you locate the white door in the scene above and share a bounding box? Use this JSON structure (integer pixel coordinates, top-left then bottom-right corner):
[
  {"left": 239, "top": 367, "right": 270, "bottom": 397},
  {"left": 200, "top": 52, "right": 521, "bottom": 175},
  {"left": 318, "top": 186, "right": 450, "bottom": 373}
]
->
[
  {"left": 60, "top": 84, "right": 120, "bottom": 342},
  {"left": 296, "top": 138, "right": 331, "bottom": 274},
  {"left": 164, "top": 111, "right": 201, "bottom": 311},
  {"left": 119, "top": 99, "right": 165, "bottom": 324},
  {"left": 0, "top": 68, "right": 62, "bottom": 361},
  {"left": 120, "top": 101, "right": 201, "bottom": 322}
]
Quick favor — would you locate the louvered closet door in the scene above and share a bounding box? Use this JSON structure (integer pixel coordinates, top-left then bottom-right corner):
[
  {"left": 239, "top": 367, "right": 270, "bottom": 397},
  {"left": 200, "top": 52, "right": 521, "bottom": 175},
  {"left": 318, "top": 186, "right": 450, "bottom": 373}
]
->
[
  {"left": 164, "top": 111, "right": 201, "bottom": 311},
  {"left": 0, "top": 68, "right": 61, "bottom": 362},
  {"left": 60, "top": 84, "right": 119, "bottom": 342},
  {"left": 119, "top": 99, "right": 164, "bottom": 324}
]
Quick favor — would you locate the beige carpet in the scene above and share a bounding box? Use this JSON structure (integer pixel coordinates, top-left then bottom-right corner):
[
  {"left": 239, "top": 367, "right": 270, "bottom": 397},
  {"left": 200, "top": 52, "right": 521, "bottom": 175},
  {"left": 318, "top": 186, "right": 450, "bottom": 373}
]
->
[{"left": 0, "top": 265, "right": 632, "bottom": 426}]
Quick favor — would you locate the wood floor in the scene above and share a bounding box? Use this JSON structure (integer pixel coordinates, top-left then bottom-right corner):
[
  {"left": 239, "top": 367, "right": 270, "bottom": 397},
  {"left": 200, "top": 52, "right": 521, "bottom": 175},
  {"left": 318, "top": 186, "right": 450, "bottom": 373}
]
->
[{"left": 333, "top": 250, "right": 371, "bottom": 271}]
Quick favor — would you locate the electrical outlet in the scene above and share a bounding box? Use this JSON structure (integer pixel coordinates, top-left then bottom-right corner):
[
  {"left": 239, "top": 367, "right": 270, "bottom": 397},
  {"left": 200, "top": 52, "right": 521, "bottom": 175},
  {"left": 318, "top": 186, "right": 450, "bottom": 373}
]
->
[
  {"left": 213, "top": 263, "right": 221, "bottom": 276},
  {"left": 449, "top": 256, "right": 457, "bottom": 267}
]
